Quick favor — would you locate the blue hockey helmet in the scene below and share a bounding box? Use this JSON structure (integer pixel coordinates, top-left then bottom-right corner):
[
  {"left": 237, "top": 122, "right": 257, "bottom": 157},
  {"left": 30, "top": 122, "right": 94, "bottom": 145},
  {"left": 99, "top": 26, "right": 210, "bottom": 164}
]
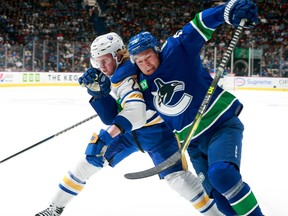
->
[{"left": 128, "top": 31, "right": 160, "bottom": 63}]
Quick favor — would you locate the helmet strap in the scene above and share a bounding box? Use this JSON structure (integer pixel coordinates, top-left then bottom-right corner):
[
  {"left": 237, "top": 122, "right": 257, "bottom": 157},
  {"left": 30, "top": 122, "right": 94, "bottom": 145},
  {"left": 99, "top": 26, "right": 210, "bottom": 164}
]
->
[{"left": 112, "top": 51, "right": 124, "bottom": 74}]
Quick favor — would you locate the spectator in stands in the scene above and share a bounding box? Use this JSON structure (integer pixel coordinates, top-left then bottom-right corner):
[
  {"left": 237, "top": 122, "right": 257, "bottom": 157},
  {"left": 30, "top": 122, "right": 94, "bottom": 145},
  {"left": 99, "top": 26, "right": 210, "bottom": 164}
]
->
[{"left": 0, "top": 0, "right": 287, "bottom": 73}]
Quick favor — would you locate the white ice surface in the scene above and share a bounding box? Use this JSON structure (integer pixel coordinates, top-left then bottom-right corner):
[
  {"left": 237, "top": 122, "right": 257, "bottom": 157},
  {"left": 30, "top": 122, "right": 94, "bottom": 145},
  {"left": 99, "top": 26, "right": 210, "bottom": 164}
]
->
[{"left": 0, "top": 86, "right": 287, "bottom": 216}]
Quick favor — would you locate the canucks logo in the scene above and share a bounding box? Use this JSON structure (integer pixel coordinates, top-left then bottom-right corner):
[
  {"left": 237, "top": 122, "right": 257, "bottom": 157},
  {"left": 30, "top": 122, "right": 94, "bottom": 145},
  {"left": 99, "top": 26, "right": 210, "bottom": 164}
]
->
[{"left": 152, "top": 78, "right": 192, "bottom": 116}]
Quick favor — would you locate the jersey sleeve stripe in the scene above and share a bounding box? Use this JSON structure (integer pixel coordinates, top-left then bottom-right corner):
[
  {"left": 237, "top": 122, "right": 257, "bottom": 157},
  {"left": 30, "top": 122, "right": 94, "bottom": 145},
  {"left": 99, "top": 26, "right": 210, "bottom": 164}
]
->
[
  {"left": 111, "top": 80, "right": 122, "bottom": 88},
  {"left": 120, "top": 92, "right": 144, "bottom": 108},
  {"left": 191, "top": 13, "right": 215, "bottom": 41},
  {"left": 122, "top": 99, "right": 145, "bottom": 108}
]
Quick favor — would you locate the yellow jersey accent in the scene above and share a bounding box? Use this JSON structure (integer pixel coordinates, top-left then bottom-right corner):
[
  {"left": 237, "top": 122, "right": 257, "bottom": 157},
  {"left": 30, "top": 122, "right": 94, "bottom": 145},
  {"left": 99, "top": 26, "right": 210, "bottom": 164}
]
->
[
  {"left": 144, "top": 116, "right": 163, "bottom": 127},
  {"left": 193, "top": 195, "right": 210, "bottom": 210}
]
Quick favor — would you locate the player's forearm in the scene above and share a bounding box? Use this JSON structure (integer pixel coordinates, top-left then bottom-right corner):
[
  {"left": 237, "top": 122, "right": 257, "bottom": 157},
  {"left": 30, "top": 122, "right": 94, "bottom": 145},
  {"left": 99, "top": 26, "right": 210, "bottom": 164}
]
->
[
  {"left": 107, "top": 124, "right": 123, "bottom": 138},
  {"left": 200, "top": 3, "right": 226, "bottom": 29},
  {"left": 89, "top": 95, "right": 118, "bottom": 125}
]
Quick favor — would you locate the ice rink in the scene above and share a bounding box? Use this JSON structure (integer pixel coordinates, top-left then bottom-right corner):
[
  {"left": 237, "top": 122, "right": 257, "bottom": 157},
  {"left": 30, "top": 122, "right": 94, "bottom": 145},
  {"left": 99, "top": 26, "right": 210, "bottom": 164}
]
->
[{"left": 0, "top": 86, "right": 287, "bottom": 216}]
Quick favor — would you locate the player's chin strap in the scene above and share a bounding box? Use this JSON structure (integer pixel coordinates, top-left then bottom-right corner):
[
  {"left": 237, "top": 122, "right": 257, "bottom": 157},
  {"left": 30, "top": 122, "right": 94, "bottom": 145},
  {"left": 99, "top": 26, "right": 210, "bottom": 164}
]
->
[
  {"left": 0, "top": 114, "right": 98, "bottom": 164},
  {"left": 124, "top": 19, "right": 247, "bottom": 180},
  {"left": 111, "top": 50, "right": 124, "bottom": 77}
]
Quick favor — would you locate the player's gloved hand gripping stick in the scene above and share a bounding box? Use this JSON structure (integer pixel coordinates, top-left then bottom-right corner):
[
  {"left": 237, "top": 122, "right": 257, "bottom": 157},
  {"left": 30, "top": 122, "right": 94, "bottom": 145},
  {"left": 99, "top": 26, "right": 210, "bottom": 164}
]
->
[
  {"left": 78, "top": 67, "right": 111, "bottom": 99},
  {"left": 124, "top": 19, "right": 247, "bottom": 180},
  {"left": 85, "top": 129, "right": 114, "bottom": 167}
]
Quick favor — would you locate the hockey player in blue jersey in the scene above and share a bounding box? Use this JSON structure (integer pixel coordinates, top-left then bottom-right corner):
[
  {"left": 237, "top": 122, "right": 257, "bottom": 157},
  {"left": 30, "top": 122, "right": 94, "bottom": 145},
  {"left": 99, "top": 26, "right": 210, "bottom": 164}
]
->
[
  {"left": 35, "top": 32, "right": 224, "bottom": 216},
  {"left": 127, "top": 0, "right": 264, "bottom": 216}
]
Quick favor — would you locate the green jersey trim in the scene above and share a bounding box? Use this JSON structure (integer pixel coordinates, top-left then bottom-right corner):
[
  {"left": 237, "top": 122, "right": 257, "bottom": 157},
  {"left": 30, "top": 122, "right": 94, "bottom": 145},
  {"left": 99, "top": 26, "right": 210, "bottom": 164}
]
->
[
  {"left": 191, "top": 13, "right": 215, "bottom": 41},
  {"left": 175, "top": 91, "right": 237, "bottom": 142}
]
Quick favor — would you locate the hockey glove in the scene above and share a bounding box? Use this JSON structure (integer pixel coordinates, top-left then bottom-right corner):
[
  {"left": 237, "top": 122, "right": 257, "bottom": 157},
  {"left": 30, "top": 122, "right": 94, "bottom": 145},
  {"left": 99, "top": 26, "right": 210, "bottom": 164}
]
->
[
  {"left": 224, "top": 0, "right": 259, "bottom": 28},
  {"left": 85, "top": 129, "right": 114, "bottom": 167},
  {"left": 78, "top": 68, "right": 111, "bottom": 99}
]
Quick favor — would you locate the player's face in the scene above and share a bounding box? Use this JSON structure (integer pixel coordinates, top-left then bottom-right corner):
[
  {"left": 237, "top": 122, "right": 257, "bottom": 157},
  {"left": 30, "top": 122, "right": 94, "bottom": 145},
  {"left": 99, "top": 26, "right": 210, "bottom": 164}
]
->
[
  {"left": 95, "top": 53, "right": 116, "bottom": 77},
  {"left": 134, "top": 49, "right": 159, "bottom": 75}
]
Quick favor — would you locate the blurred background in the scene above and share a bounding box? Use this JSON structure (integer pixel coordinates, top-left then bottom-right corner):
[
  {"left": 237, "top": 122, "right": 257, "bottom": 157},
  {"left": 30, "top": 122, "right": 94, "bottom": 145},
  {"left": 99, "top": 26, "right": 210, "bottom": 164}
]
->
[{"left": 0, "top": 0, "right": 287, "bottom": 77}]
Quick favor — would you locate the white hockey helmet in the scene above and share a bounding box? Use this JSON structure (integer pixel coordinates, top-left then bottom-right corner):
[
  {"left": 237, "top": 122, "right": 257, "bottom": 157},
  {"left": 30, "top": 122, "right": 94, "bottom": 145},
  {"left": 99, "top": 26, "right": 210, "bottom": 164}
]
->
[{"left": 90, "top": 32, "right": 125, "bottom": 69}]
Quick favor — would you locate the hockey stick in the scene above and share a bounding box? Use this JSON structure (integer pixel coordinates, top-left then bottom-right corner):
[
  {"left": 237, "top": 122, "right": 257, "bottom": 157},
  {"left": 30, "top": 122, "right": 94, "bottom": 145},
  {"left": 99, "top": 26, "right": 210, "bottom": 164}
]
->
[
  {"left": 0, "top": 114, "right": 98, "bottom": 164},
  {"left": 124, "top": 19, "right": 246, "bottom": 180}
]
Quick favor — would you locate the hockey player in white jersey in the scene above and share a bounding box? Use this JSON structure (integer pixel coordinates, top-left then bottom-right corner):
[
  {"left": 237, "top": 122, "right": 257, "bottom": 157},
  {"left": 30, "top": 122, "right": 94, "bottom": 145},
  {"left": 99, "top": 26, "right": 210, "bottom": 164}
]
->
[
  {"left": 35, "top": 32, "right": 224, "bottom": 216},
  {"left": 127, "top": 0, "right": 264, "bottom": 215}
]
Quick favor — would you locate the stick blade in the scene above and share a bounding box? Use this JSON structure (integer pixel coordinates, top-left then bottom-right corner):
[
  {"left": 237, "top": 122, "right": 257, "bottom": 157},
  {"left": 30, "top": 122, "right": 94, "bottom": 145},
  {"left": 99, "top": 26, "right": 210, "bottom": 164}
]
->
[{"left": 124, "top": 151, "right": 182, "bottom": 179}]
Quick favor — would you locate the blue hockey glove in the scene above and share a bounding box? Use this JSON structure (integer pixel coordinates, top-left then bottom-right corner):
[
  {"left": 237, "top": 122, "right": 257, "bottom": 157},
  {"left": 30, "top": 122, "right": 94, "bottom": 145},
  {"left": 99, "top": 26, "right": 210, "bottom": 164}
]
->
[
  {"left": 85, "top": 129, "right": 114, "bottom": 167},
  {"left": 86, "top": 155, "right": 104, "bottom": 167},
  {"left": 78, "top": 68, "right": 111, "bottom": 99},
  {"left": 224, "top": 0, "right": 259, "bottom": 28}
]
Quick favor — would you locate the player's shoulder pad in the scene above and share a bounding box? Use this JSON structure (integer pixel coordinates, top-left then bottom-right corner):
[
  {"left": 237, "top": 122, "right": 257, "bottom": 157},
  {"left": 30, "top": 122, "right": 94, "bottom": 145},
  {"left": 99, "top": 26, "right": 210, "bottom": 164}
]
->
[
  {"left": 111, "top": 60, "right": 139, "bottom": 84},
  {"left": 158, "top": 37, "right": 174, "bottom": 63}
]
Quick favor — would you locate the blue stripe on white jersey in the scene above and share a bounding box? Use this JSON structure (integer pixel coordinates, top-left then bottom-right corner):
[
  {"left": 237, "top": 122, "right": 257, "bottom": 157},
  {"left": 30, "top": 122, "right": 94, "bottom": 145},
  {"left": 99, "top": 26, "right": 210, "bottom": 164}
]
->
[{"left": 118, "top": 89, "right": 145, "bottom": 108}]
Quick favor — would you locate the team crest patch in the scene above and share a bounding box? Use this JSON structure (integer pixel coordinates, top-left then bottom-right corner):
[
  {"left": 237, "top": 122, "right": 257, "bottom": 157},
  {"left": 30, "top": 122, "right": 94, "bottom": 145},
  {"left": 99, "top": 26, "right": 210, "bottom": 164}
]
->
[
  {"left": 140, "top": 79, "right": 149, "bottom": 91},
  {"left": 90, "top": 132, "right": 98, "bottom": 144}
]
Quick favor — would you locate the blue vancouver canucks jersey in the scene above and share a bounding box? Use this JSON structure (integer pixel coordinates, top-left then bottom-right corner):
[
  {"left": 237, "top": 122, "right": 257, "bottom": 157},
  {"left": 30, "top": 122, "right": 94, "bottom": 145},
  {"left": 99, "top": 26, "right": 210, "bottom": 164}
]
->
[{"left": 137, "top": 4, "right": 243, "bottom": 142}]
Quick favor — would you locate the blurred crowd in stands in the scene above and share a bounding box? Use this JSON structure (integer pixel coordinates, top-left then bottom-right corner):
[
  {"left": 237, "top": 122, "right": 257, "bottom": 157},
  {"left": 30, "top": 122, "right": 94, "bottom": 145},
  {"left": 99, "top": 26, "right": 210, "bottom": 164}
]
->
[{"left": 0, "top": 0, "right": 287, "bottom": 77}]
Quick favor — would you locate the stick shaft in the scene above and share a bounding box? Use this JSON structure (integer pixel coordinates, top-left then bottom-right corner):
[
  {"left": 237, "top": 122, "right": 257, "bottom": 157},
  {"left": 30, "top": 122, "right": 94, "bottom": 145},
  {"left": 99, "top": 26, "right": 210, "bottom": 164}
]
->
[
  {"left": 0, "top": 114, "right": 98, "bottom": 164},
  {"left": 181, "top": 20, "right": 245, "bottom": 153}
]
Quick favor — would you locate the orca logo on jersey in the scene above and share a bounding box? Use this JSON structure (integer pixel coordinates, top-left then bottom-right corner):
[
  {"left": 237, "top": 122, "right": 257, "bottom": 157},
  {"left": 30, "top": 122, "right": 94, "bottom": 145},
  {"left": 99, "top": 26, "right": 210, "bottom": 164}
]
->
[{"left": 152, "top": 78, "right": 193, "bottom": 116}]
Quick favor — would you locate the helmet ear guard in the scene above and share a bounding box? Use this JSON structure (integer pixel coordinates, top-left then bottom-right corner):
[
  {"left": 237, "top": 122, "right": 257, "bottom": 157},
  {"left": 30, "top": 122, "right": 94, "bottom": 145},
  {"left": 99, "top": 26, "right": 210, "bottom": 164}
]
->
[
  {"left": 128, "top": 31, "right": 160, "bottom": 64},
  {"left": 90, "top": 32, "right": 125, "bottom": 68}
]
